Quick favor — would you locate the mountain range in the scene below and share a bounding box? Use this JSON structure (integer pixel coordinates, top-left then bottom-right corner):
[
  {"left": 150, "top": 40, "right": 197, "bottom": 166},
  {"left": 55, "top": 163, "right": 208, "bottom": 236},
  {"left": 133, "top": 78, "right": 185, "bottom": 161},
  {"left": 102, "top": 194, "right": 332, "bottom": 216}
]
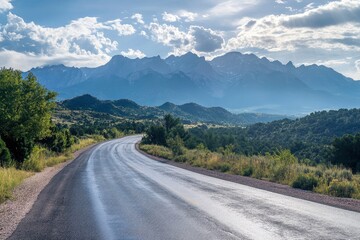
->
[
  {"left": 26, "top": 52, "right": 360, "bottom": 115},
  {"left": 59, "top": 94, "right": 287, "bottom": 125}
]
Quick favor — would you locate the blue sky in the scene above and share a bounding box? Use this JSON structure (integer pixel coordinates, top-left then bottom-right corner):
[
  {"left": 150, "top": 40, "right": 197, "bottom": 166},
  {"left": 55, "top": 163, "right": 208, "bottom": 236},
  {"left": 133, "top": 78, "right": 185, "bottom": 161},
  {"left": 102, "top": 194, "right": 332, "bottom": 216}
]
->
[{"left": 0, "top": 0, "right": 359, "bottom": 80}]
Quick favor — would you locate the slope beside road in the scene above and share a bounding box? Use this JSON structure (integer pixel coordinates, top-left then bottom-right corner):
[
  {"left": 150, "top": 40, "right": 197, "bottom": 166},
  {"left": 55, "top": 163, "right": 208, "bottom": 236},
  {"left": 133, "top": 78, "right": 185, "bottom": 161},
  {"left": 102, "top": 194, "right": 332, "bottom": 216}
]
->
[{"left": 9, "top": 136, "right": 360, "bottom": 240}]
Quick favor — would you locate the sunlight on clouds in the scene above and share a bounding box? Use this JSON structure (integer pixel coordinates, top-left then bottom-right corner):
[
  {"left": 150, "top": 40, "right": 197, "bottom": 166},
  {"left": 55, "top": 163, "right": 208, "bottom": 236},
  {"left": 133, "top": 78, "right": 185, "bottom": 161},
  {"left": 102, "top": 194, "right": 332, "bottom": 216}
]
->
[
  {"left": 162, "top": 12, "right": 179, "bottom": 22},
  {"left": 131, "top": 13, "right": 145, "bottom": 25},
  {"left": 283, "top": 0, "right": 360, "bottom": 28},
  {"left": 120, "top": 49, "right": 146, "bottom": 58},
  {"left": 0, "top": 0, "right": 12, "bottom": 12},
  {"left": 208, "top": 0, "right": 259, "bottom": 16},
  {"left": 0, "top": 13, "right": 137, "bottom": 69}
]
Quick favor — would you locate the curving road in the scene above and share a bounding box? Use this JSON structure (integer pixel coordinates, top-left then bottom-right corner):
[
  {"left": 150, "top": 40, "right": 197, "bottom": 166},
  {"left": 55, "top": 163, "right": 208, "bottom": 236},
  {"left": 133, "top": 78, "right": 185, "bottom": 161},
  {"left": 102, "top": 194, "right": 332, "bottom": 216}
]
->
[{"left": 10, "top": 136, "right": 360, "bottom": 240}]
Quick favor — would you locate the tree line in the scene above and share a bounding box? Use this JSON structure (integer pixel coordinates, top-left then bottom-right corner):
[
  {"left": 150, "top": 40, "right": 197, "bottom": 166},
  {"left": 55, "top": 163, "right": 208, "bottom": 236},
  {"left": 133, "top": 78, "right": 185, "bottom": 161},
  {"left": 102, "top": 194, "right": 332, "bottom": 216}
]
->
[{"left": 143, "top": 114, "right": 360, "bottom": 173}]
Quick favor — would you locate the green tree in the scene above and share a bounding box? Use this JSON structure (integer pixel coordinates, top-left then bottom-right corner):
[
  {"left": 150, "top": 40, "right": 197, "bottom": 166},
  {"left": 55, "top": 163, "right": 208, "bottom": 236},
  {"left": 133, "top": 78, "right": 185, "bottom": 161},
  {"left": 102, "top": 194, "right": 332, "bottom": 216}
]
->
[
  {"left": 143, "top": 125, "right": 167, "bottom": 146},
  {"left": 0, "top": 69, "right": 56, "bottom": 165},
  {"left": 41, "top": 126, "right": 75, "bottom": 153},
  {"left": 164, "top": 114, "right": 180, "bottom": 133},
  {"left": 0, "top": 137, "right": 12, "bottom": 167},
  {"left": 332, "top": 134, "right": 360, "bottom": 173}
]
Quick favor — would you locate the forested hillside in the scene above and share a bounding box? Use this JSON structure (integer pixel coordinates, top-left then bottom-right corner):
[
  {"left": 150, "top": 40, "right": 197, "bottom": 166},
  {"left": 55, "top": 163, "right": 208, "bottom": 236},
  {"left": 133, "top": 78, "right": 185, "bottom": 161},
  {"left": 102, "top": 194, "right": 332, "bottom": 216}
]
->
[
  {"left": 59, "top": 94, "right": 287, "bottom": 125},
  {"left": 186, "top": 109, "right": 360, "bottom": 168}
]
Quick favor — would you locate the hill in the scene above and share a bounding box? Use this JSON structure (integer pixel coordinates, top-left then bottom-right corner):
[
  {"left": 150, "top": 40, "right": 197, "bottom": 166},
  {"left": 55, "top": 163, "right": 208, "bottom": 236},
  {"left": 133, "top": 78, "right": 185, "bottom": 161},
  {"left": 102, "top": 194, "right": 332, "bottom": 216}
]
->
[
  {"left": 25, "top": 52, "right": 360, "bottom": 115},
  {"left": 59, "top": 95, "right": 287, "bottom": 125},
  {"left": 188, "top": 108, "right": 360, "bottom": 163}
]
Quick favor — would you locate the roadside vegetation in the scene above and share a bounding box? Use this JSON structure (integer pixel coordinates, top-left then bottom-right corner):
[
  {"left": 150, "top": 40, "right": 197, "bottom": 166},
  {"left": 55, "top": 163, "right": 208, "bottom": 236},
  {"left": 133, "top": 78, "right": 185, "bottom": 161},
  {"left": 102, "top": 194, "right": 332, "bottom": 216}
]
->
[
  {"left": 141, "top": 115, "right": 360, "bottom": 199},
  {"left": 0, "top": 68, "right": 142, "bottom": 203}
]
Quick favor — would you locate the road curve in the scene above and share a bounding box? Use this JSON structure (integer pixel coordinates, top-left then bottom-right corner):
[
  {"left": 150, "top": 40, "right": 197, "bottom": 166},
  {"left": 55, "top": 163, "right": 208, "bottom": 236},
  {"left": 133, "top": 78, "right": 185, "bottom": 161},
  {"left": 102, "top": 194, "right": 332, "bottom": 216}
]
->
[{"left": 10, "top": 136, "right": 360, "bottom": 240}]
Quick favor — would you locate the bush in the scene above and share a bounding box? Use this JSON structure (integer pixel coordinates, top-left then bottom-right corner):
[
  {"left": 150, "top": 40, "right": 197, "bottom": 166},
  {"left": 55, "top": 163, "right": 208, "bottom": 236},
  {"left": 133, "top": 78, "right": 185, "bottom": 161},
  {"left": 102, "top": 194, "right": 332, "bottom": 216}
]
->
[
  {"left": 217, "top": 162, "right": 231, "bottom": 173},
  {"left": 21, "top": 146, "right": 46, "bottom": 172},
  {"left": 167, "top": 136, "right": 185, "bottom": 156},
  {"left": 243, "top": 166, "right": 253, "bottom": 176},
  {"left": 0, "top": 138, "right": 12, "bottom": 167},
  {"left": 328, "top": 180, "right": 356, "bottom": 198},
  {"left": 292, "top": 174, "right": 319, "bottom": 191}
]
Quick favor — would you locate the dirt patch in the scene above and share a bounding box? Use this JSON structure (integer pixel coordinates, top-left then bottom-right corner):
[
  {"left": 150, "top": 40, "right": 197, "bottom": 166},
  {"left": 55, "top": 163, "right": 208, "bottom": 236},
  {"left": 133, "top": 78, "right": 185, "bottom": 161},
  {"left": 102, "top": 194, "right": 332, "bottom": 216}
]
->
[
  {"left": 136, "top": 143, "right": 360, "bottom": 213},
  {"left": 0, "top": 144, "right": 97, "bottom": 240}
]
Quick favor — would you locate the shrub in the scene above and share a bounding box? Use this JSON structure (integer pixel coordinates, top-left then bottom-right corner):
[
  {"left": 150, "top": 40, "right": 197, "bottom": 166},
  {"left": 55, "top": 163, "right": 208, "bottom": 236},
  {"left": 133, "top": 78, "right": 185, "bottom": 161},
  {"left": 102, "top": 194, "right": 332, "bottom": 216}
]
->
[
  {"left": 328, "top": 180, "right": 356, "bottom": 198},
  {"left": 243, "top": 166, "right": 253, "bottom": 176},
  {"left": 21, "top": 146, "right": 46, "bottom": 172},
  {"left": 217, "top": 162, "right": 231, "bottom": 173},
  {"left": 292, "top": 174, "right": 319, "bottom": 191}
]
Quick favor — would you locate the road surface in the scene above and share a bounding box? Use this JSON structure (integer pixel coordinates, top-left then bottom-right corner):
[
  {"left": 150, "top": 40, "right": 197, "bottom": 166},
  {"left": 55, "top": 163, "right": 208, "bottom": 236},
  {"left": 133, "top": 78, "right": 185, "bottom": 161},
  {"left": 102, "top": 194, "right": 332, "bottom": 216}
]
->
[{"left": 10, "top": 136, "right": 360, "bottom": 240}]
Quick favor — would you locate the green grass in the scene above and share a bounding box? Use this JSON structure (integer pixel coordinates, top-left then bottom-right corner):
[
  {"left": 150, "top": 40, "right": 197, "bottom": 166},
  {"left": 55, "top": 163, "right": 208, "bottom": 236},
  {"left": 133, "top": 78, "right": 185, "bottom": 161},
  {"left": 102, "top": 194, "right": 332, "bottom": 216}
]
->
[
  {"left": 0, "top": 168, "right": 33, "bottom": 203},
  {"left": 141, "top": 144, "right": 360, "bottom": 199}
]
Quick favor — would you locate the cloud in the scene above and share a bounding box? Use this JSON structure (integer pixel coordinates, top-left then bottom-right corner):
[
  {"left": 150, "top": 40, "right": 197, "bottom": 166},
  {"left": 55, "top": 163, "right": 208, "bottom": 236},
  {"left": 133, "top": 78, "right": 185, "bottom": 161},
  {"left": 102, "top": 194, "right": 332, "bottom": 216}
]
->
[
  {"left": 282, "top": 0, "right": 360, "bottom": 28},
  {"left": 0, "top": 49, "right": 111, "bottom": 71},
  {"left": 208, "top": 0, "right": 259, "bottom": 17},
  {"left": 131, "top": 13, "right": 144, "bottom": 25},
  {"left": 177, "top": 10, "right": 198, "bottom": 22},
  {"left": 162, "top": 12, "right": 179, "bottom": 22},
  {"left": 147, "top": 22, "right": 192, "bottom": 54},
  {"left": 355, "top": 60, "right": 360, "bottom": 79},
  {"left": 105, "top": 19, "right": 136, "bottom": 35},
  {"left": 0, "top": 13, "right": 137, "bottom": 70},
  {"left": 190, "top": 26, "right": 224, "bottom": 52},
  {"left": 120, "top": 49, "right": 145, "bottom": 58},
  {"left": 226, "top": 1, "right": 360, "bottom": 54},
  {"left": 162, "top": 11, "right": 198, "bottom": 23},
  {"left": 0, "top": 0, "right": 12, "bottom": 12}
]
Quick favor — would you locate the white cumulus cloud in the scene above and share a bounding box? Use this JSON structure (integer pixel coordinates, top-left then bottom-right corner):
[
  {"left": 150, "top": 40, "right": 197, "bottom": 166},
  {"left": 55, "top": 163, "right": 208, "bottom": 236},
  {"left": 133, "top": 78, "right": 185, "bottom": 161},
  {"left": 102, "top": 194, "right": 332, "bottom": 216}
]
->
[
  {"left": 0, "top": 0, "right": 12, "bottom": 12},
  {"left": 162, "top": 12, "right": 180, "bottom": 22},
  {"left": 0, "top": 13, "right": 137, "bottom": 70},
  {"left": 120, "top": 49, "right": 146, "bottom": 58},
  {"left": 131, "top": 13, "right": 145, "bottom": 25}
]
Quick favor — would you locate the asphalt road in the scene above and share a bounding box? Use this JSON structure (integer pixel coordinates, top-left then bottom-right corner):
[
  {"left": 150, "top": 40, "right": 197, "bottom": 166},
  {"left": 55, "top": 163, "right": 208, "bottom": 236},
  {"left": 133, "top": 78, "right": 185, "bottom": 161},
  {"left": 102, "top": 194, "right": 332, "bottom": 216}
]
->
[{"left": 9, "top": 136, "right": 360, "bottom": 240}]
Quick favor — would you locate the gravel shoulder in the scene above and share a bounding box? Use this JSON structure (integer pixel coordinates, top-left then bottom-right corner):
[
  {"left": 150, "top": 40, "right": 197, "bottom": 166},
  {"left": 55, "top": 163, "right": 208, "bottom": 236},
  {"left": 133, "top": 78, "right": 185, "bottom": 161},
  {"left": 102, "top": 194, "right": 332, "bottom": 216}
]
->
[
  {"left": 136, "top": 143, "right": 360, "bottom": 213},
  {"left": 0, "top": 144, "right": 98, "bottom": 240}
]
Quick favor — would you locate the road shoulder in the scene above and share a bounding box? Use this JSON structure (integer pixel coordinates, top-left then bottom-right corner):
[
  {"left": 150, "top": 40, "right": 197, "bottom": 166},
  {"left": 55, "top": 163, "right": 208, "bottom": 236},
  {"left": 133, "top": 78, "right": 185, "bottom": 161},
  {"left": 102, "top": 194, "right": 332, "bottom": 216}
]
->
[{"left": 136, "top": 143, "right": 360, "bottom": 213}]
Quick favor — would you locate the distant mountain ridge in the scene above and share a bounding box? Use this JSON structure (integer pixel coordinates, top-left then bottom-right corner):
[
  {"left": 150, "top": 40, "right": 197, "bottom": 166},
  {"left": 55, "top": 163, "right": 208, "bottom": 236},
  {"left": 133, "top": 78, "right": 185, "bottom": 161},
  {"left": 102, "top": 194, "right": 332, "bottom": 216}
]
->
[
  {"left": 27, "top": 52, "right": 360, "bottom": 115},
  {"left": 60, "top": 94, "right": 287, "bottom": 125}
]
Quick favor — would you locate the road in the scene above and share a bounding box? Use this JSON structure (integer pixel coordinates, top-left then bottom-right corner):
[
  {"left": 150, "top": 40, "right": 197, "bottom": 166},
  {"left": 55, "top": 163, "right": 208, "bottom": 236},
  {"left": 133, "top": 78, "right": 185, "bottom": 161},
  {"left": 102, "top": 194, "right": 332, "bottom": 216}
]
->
[{"left": 9, "top": 136, "right": 360, "bottom": 240}]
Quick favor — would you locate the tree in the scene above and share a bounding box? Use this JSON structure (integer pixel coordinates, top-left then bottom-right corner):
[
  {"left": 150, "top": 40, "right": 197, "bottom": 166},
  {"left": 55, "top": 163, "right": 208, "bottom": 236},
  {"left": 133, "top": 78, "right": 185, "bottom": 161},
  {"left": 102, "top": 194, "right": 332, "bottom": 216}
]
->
[
  {"left": 0, "top": 69, "right": 56, "bottom": 164},
  {"left": 332, "top": 134, "right": 360, "bottom": 173},
  {"left": 143, "top": 126, "right": 167, "bottom": 146},
  {"left": 164, "top": 114, "right": 180, "bottom": 133},
  {"left": 0, "top": 137, "right": 12, "bottom": 167},
  {"left": 41, "top": 126, "right": 75, "bottom": 153}
]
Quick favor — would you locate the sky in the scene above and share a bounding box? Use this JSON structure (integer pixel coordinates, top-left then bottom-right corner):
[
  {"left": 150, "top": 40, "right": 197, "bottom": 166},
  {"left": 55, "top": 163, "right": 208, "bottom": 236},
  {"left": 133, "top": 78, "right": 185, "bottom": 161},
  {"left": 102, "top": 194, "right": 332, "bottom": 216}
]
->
[{"left": 0, "top": 0, "right": 359, "bottom": 80}]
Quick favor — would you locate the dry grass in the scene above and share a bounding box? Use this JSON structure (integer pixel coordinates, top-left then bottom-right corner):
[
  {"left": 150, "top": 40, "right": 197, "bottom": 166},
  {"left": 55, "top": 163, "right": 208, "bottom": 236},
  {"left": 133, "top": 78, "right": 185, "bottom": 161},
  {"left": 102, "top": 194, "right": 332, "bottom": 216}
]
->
[
  {"left": 141, "top": 144, "right": 360, "bottom": 199},
  {"left": 0, "top": 168, "right": 33, "bottom": 203}
]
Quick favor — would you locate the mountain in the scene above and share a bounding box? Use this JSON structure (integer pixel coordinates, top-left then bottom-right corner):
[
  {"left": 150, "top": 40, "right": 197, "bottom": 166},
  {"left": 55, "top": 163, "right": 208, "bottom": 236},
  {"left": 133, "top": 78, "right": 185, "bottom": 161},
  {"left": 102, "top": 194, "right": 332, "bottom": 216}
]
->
[
  {"left": 60, "top": 95, "right": 287, "bottom": 125},
  {"left": 26, "top": 52, "right": 360, "bottom": 115}
]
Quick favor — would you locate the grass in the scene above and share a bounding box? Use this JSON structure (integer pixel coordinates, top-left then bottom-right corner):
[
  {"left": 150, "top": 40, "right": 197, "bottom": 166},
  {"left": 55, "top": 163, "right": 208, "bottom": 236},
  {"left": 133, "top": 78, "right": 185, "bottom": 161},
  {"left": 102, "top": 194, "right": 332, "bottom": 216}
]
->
[
  {"left": 140, "top": 144, "right": 360, "bottom": 199},
  {"left": 22, "top": 136, "right": 102, "bottom": 172},
  {"left": 0, "top": 136, "right": 103, "bottom": 204},
  {"left": 0, "top": 168, "right": 33, "bottom": 203}
]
